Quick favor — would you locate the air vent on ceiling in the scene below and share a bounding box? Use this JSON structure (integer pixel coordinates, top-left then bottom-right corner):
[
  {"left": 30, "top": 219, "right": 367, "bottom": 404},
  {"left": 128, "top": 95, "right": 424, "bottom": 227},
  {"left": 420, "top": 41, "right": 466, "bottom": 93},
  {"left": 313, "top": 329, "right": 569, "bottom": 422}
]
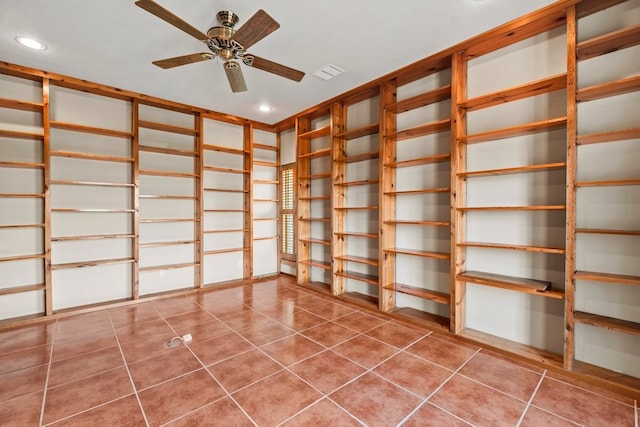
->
[{"left": 313, "top": 64, "right": 345, "bottom": 81}]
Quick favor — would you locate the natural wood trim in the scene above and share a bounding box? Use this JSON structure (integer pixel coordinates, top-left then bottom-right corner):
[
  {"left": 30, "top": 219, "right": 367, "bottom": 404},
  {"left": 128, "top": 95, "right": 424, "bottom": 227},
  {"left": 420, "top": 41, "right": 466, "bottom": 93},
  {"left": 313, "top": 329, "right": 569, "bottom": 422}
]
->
[
  {"left": 298, "top": 259, "right": 331, "bottom": 270},
  {"left": 0, "top": 284, "right": 45, "bottom": 297},
  {"left": 334, "top": 232, "right": 378, "bottom": 238},
  {"left": 138, "top": 145, "right": 196, "bottom": 157},
  {"left": 333, "top": 206, "right": 379, "bottom": 210},
  {"left": 384, "top": 248, "right": 450, "bottom": 260},
  {"left": 335, "top": 270, "right": 379, "bottom": 285},
  {"left": 299, "top": 196, "right": 330, "bottom": 201},
  {"left": 387, "top": 85, "right": 451, "bottom": 113},
  {"left": 384, "top": 220, "right": 450, "bottom": 227},
  {"left": 0, "top": 193, "right": 44, "bottom": 198},
  {"left": 139, "top": 240, "right": 195, "bottom": 248},
  {"left": 461, "top": 117, "right": 567, "bottom": 144},
  {"left": 0, "top": 223, "right": 45, "bottom": 230},
  {"left": 334, "top": 255, "right": 379, "bottom": 266},
  {"left": 52, "top": 234, "right": 134, "bottom": 242},
  {"left": 385, "top": 153, "right": 450, "bottom": 168},
  {"left": 335, "top": 123, "right": 379, "bottom": 140},
  {"left": 570, "top": 360, "right": 640, "bottom": 398},
  {"left": 457, "top": 241, "right": 566, "bottom": 254},
  {"left": 139, "top": 195, "right": 195, "bottom": 200},
  {"left": 457, "top": 271, "right": 564, "bottom": 299},
  {"left": 458, "top": 162, "right": 566, "bottom": 177},
  {"left": 253, "top": 198, "right": 278, "bottom": 202},
  {"left": 253, "top": 142, "right": 278, "bottom": 151},
  {"left": 297, "top": 148, "right": 331, "bottom": 159},
  {"left": 384, "top": 283, "right": 450, "bottom": 305},
  {"left": 298, "top": 238, "right": 331, "bottom": 246},
  {"left": 0, "top": 161, "right": 44, "bottom": 169},
  {"left": 0, "top": 253, "right": 44, "bottom": 263},
  {"left": 139, "top": 262, "right": 196, "bottom": 272},
  {"left": 50, "top": 150, "right": 133, "bottom": 163},
  {"left": 138, "top": 169, "right": 196, "bottom": 178},
  {"left": 203, "top": 228, "right": 246, "bottom": 234},
  {"left": 203, "top": 188, "right": 247, "bottom": 193},
  {"left": 576, "top": 179, "right": 640, "bottom": 187},
  {"left": 575, "top": 228, "right": 640, "bottom": 236},
  {"left": 576, "top": 0, "right": 628, "bottom": 18},
  {"left": 577, "top": 75, "right": 640, "bottom": 102},
  {"left": 298, "top": 126, "right": 330, "bottom": 139},
  {"left": 0, "top": 97, "right": 43, "bottom": 112},
  {"left": 51, "top": 257, "right": 135, "bottom": 270},
  {"left": 253, "top": 217, "right": 278, "bottom": 221},
  {"left": 0, "top": 129, "right": 44, "bottom": 140},
  {"left": 138, "top": 119, "right": 197, "bottom": 136},
  {"left": 139, "top": 218, "right": 195, "bottom": 223},
  {"left": 574, "top": 271, "right": 640, "bottom": 286},
  {"left": 50, "top": 121, "right": 132, "bottom": 138},
  {"left": 203, "top": 165, "right": 247, "bottom": 174},
  {"left": 299, "top": 173, "right": 331, "bottom": 180},
  {"left": 576, "top": 24, "right": 640, "bottom": 61},
  {"left": 203, "top": 248, "right": 245, "bottom": 255},
  {"left": 253, "top": 160, "right": 277, "bottom": 167},
  {"left": 577, "top": 128, "right": 640, "bottom": 145},
  {"left": 460, "top": 74, "right": 566, "bottom": 111},
  {"left": 253, "top": 179, "right": 279, "bottom": 184},
  {"left": 335, "top": 151, "right": 379, "bottom": 163},
  {"left": 51, "top": 208, "right": 134, "bottom": 213},
  {"left": 574, "top": 311, "right": 640, "bottom": 337},
  {"left": 389, "top": 119, "right": 451, "bottom": 141},
  {"left": 50, "top": 179, "right": 133, "bottom": 188},
  {"left": 335, "top": 179, "right": 379, "bottom": 186},
  {"left": 202, "top": 144, "right": 246, "bottom": 155},
  {"left": 384, "top": 188, "right": 450, "bottom": 195},
  {"left": 203, "top": 209, "right": 247, "bottom": 213},
  {"left": 458, "top": 205, "right": 566, "bottom": 211}
]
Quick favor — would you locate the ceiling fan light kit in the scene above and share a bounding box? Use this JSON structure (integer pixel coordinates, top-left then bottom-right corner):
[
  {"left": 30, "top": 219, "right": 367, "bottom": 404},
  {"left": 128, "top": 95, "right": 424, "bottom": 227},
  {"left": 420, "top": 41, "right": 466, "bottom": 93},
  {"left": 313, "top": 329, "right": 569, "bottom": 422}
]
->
[{"left": 135, "top": 0, "right": 305, "bottom": 93}]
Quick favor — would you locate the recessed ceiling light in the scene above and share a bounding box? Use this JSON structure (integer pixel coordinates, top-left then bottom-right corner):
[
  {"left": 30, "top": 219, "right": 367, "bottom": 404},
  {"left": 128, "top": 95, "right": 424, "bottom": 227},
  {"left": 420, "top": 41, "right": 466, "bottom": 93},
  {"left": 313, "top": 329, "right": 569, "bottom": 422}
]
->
[
  {"left": 258, "top": 104, "right": 272, "bottom": 112},
  {"left": 16, "top": 37, "right": 47, "bottom": 50}
]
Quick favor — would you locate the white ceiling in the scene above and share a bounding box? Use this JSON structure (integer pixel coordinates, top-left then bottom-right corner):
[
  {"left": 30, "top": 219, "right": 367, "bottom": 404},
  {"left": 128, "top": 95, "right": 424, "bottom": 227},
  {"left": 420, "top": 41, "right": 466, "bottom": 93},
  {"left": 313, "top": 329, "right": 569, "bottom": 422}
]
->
[{"left": 1, "top": 0, "right": 556, "bottom": 125}]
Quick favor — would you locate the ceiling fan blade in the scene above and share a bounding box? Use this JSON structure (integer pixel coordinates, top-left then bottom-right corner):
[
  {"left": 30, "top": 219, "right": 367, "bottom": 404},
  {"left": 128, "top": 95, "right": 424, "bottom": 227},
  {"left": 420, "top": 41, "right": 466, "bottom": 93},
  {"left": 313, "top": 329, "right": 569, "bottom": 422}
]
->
[
  {"left": 231, "top": 9, "right": 280, "bottom": 50},
  {"left": 152, "top": 53, "right": 213, "bottom": 69},
  {"left": 247, "top": 55, "right": 305, "bottom": 82},
  {"left": 224, "top": 61, "right": 248, "bottom": 93},
  {"left": 135, "top": 0, "right": 209, "bottom": 41}
]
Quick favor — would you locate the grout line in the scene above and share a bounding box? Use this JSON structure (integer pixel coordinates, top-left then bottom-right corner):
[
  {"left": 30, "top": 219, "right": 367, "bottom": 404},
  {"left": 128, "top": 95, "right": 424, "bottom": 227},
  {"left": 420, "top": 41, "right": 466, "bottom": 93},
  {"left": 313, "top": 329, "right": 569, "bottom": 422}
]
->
[
  {"left": 107, "top": 311, "right": 150, "bottom": 427},
  {"left": 456, "top": 371, "right": 535, "bottom": 404},
  {"left": 38, "top": 319, "right": 58, "bottom": 427},
  {"left": 543, "top": 375, "right": 636, "bottom": 408},
  {"left": 425, "top": 402, "right": 476, "bottom": 426},
  {"left": 515, "top": 369, "right": 547, "bottom": 427}
]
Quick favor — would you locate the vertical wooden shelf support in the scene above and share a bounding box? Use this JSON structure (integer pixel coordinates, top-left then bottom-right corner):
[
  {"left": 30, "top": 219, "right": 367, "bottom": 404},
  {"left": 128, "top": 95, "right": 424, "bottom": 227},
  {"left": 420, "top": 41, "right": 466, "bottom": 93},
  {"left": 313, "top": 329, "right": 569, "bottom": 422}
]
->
[
  {"left": 131, "top": 100, "right": 140, "bottom": 299},
  {"left": 194, "top": 114, "right": 204, "bottom": 288},
  {"left": 42, "top": 78, "right": 52, "bottom": 315},
  {"left": 244, "top": 123, "right": 253, "bottom": 280},
  {"left": 332, "top": 102, "right": 346, "bottom": 296},
  {"left": 296, "top": 118, "right": 311, "bottom": 284}
]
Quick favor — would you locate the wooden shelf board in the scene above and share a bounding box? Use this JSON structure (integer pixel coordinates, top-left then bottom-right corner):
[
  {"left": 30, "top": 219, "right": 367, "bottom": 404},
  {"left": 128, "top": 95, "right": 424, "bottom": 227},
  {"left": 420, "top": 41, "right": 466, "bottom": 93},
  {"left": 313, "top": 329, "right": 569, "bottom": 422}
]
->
[
  {"left": 299, "top": 281, "right": 332, "bottom": 296},
  {"left": 336, "top": 152, "right": 379, "bottom": 164},
  {"left": 52, "top": 257, "right": 134, "bottom": 270},
  {"left": 139, "top": 240, "right": 195, "bottom": 248},
  {"left": 253, "top": 179, "right": 279, "bottom": 184},
  {"left": 254, "top": 160, "right": 277, "bottom": 167},
  {"left": 392, "top": 307, "right": 450, "bottom": 331},
  {"left": 576, "top": 0, "right": 629, "bottom": 18},
  {"left": 139, "top": 218, "right": 194, "bottom": 223},
  {"left": 0, "top": 97, "right": 43, "bottom": 112},
  {"left": 139, "top": 169, "right": 196, "bottom": 178},
  {"left": 335, "top": 270, "right": 379, "bottom": 285},
  {"left": 139, "top": 195, "right": 195, "bottom": 200},
  {"left": 457, "top": 271, "right": 564, "bottom": 299},
  {"left": 576, "top": 179, "right": 640, "bottom": 187},
  {"left": 204, "top": 209, "right": 247, "bottom": 213},
  {"left": 51, "top": 208, "right": 134, "bottom": 213},
  {"left": 203, "top": 228, "right": 246, "bottom": 234},
  {"left": 139, "top": 262, "right": 196, "bottom": 272},
  {"left": 203, "top": 248, "right": 245, "bottom": 255},
  {"left": 0, "top": 224, "right": 44, "bottom": 230},
  {"left": 577, "top": 128, "right": 640, "bottom": 145},
  {"left": 385, "top": 283, "right": 449, "bottom": 304},
  {"left": 574, "top": 271, "right": 640, "bottom": 286},
  {"left": 334, "top": 232, "right": 378, "bottom": 239},
  {"left": 0, "top": 161, "right": 44, "bottom": 170},
  {"left": 461, "top": 117, "right": 567, "bottom": 144},
  {"left": 0, "top": 193, "right": 44, "bottom": 198},
  {"left": 298, "top": 217, "right": 331, "bottom": 222},
  {"left": 386, "top": 153, "right": 451, "bottom": 168},
  {"left": 139, "top": 145, "right": 195, "bottom": 157},
  {"left": 202, "top": 144, "right": 245, "bottom": 155},
  {"left": 458, "top": 205, "right": 566, "bottom": 211},
  {"left": 254, "top": 217, "right": 278, "bottom": 221},
  {"left": 574, "top": 311, "right": 640, "bottom": 337},
  {"left": 385, "top": 248, "right": 450, "bottom": 260},
  {"left": 340, "top": 292, "right": 379, "bottom": 310},
  {"left": 335, "top": 179, "right": 379, "bottom": 187},
  {"left": 138, "top": 119, "right": 197, "bottom": 136},
  {"left": 577, "top": 75, "right": 640, "bottom": 102},
  {"left": 253, "top": 198, "right": 278, "bottom": 203},
  {"left": 299, "top": 173, "right": 331, "bottom": 180},
  {"left": 385, "top": 220, "right": 450, "bottom": 227},
  {"left": 459, "top": 162, "right": 566, "bottom": 178},
  {"left": 52, "top": 234, "right": 134, "bottom": 242},
  {"left": 298, "top": 126, "right": 330, "bottom": 139},
  {"left": 334, "top": 255, "right": 379, "bottom": 267},
  {"left": 387, "top": 85, "right": 451, "bottom": 113},
  {"left": 299, "top": 196, "right": 330, "bottom": 201},
  {"left": 50, "top": 121, "right": 132, "bottom": 138},
  {"left": 297, "top": 148, "right": 331, "bottom": 159},
  {"left": 253, "top": 143, "right": 278, "bottom": 151},
  {"left": 203, "top": 166, "right": 247, "bottom": 174},
  {"left": 0, "top": 283, "right": 45, "bottom": 297},
  {"left": 458, "top": 241, "right": 565, "bottom": 255},
  {"left": 298, "top": 259, "right": 331, "bottom": 270},
  {"left": 335, "top": 123, "right": 379, "bottom": 140},
  {"left": 299, "top": 238, "right": 331, "bottom": 246},
  {"left": 575, "top": 228, "right": 640, "bottom": 237},
  {"left": 459, "top": 328, "right": 564, "bottom": 368},
  {"left": 333, "top": 206, "right": 379, "bottom": 211},
  {"left": 50, "top": 180, "right": 133, "bottom": 188},
  {"left": 0, "top": 129, "right": 44, "bottom": 140},
  {"left": 389, "top": 119, "right": 451, "bottom": 141},
  {"left": 0, "top": 254, "right": 44, "bottom": 263},
  {"left": 253, "top": 236, "right": 277, "bottom": 241},
  {"left": 384, "top": 188, "right": 449, "bottom": 196},
  {"left": 461, "top": 74, "right": 566, "bottom": 111},
  {"left": 577, "top": 24, "right": 640, "bottom": 61},
  {"left": 50, "top": 150, "right": 132, "bottom": 163}
]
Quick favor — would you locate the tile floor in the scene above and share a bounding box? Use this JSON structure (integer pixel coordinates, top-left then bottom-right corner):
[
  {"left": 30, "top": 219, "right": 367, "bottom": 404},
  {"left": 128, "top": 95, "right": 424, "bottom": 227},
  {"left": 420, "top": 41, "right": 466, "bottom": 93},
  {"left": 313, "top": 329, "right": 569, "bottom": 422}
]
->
[{"left": 0, "top": 275, "right": 637, "bottom": 426}]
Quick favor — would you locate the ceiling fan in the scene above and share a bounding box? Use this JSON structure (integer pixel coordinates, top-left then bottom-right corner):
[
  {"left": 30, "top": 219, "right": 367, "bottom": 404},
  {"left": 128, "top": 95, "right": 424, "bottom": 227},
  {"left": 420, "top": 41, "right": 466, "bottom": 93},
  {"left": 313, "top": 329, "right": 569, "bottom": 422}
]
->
[{"left": 135, "top": 0, "right": 305, "bottom": 92}]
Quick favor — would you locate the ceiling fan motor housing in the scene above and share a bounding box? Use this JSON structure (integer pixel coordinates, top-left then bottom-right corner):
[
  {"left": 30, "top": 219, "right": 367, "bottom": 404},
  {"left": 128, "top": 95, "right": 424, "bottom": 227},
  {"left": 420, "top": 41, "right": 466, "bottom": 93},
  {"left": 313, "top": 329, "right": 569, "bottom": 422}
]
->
[{"left": 206, "top": 11, "right": 245, "bottom": 58}]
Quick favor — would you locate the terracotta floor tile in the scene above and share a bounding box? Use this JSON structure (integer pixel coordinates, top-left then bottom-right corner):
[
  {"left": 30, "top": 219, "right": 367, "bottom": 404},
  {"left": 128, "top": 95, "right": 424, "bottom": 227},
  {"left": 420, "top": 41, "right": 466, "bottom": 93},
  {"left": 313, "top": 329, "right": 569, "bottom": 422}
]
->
[
  {"left": 337, "top": 311, "right": 387, "bottom": 333},
  {"left": 305, "top": 302, "right": 355, "bottom": 320},
  {"left": 365, "top": 322, "right": 426, "bottom": 348},
  {"left": 52, "top": 329, "right": 118, "bottom": 362},
  {"left": 406, "top": 336, "right": 476, "bottom": 370},
  {"left": 293, "top": 294, "right": 332, "bottom": 310},
  {"left": 0, "top": 390, "right": 43, "bottom": 426},
  {"left": 281, "top": 398, "right": 362, "bottom": 427},
  {"left": 115, "top": 318, "right": 174, "bottom": 344},
  {"left": 52, "top": 394, "right": 146, "bottom": 426},
  {"left": 531, "top": 377, "right": 635, "bottom": 426},
  {"left": 289, "top": 350, "right": 366, "bottom": 394},
  {"left": 189, "top": 332, "right": 253, "bottom": 366},
  {"left": 208, "top": 349, "right": 282, "bottom": 393},
  {"left": 244, "top": 295, "right": 281, "bottom": 309},
  {"left": 260, "top": 334, "right": 324, "bottom": 366},
  {"left": 545, "top": 369, "right": 636, "bottom": 406},
  {"left": 402, "top": 403, "right": 471, "bottom": 427},
  {"left": 48, "top": 345, "right": 124, "bottom": 388},
  {"left": 520, "top": 406, "right": 580, "bottom": 426},
  {"left": 201, "top": 299, "right": 249, "bottom": 318},
  {"left": 166, "top": 396, "right": 254, "bottom": 427},
  {"left": 0, "top": 344, "right": 50, "bottom": 376},
  {"left": 55, "top": 311, "right": 112, "bottom": 340},
  {"left": 373, "top": 352, "right": 452, "bottom": 398},
  {"left": 138, "top": 369, "right": 225, "bottom": 426},
  {"left": 332, "top": 335, "right": 399, "bottom": 369},
  {"left": 236, "top": 319, "right": 295, "bottom": 346},
  {"left": 429, "top": 374, "right": 526, "bottom": 427},
  {"left": 152, "top": 297, "right": 200, "bottom": 317},
  {"left": 458, "top": 351, "right": 542, "bottom": 401},
  {"left": 119, "top": 332, "right": 180, "bottom": 364},
  {"left": 128, "top": 346, "right": 202, "bottom": 391},
  {"left": 0, "top": 322, "right": 55, "bottom": 355},
  {"left": 174, "top": 319, "right": 231, "bottom": 342},
  {"left": 233, "top": 370, "right": 321, "bottom": 427},
  {"left": 109, "top": 302, "right": 160, "bottom": 328},
  {"left": 219, "top": 310, "right": 271, "bottom": 331},
  {"left": 300, "top": 321, "right": 359, "bottom": 347},
  {"left": 42, "top": 367, "right": 133, "bottom": 425},
  {"left": 331, "top": 373, "right": 421, "bottom": 427},
  {"left": 276, "top": 310, "right": 327, "bottom": 331},
  {"left": 253, "top": 300, "right": 299, "bottom": 319},
  {"left": 164, "top": 309, "right": 216, "bottom": 330},
  {"left": 0, "top": 363, "right": 48, "bottom": 402}
]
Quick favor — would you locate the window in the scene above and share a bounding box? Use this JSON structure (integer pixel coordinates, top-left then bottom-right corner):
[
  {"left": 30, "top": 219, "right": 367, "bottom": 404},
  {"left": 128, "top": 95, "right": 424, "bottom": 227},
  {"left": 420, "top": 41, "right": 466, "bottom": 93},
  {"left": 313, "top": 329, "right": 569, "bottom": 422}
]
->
[{"left": 281, "top": 163, "right": 295, "bottom": 260}]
